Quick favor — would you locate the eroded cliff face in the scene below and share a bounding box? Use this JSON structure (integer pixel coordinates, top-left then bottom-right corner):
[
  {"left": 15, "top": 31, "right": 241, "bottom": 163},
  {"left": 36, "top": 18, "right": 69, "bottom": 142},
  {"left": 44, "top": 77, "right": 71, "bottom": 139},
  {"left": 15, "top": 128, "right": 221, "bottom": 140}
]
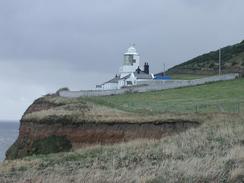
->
[{"left": 6, "top": 95, "right": 201, "bottom": 160}]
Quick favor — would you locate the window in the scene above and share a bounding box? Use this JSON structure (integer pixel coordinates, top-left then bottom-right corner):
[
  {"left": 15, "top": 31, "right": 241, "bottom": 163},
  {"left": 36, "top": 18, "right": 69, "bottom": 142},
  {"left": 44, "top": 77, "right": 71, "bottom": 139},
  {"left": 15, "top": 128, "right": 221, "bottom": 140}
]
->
[{"left": 124, "top": 55, "right": 135, "bottom": 65}]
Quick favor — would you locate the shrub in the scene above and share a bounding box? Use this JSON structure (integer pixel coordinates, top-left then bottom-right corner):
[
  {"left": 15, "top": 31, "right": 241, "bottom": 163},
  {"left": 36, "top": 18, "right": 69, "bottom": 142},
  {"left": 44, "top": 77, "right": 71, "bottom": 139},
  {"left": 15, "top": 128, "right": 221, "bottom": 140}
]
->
[
  {"left": 31, "top": 136, "right": 72, "bottom": 155},
  {"left": 231, "top": 61, "right": 238, "bottom": 66}
]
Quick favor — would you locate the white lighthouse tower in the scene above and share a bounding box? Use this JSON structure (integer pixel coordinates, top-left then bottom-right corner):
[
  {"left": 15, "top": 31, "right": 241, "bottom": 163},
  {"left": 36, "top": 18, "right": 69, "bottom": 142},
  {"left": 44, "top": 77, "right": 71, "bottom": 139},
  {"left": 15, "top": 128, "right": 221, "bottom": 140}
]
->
[
  {"left": 119, "top": 45, "right": 140, "bottom": 78},
  {"left": 96, "top": 44, "right": 153, "bottom": 90}
]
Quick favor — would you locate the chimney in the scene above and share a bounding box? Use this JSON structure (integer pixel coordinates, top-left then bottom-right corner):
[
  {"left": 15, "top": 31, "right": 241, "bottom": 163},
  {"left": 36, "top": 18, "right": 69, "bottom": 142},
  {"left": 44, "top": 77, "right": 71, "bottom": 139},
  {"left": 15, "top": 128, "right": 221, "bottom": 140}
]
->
[
  {"left": 136, "top": 66, "right": 141, "bottom": 74},
  {"left": 144, "top": 62, "right": 149, "bottom": 74}
]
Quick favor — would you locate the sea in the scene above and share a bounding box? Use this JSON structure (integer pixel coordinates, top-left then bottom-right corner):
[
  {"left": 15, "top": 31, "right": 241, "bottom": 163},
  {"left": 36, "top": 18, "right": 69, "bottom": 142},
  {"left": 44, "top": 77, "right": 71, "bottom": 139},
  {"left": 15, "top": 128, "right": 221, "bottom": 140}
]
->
[{"left": 0, "top": 121, "right": 19, "bottom": 161}]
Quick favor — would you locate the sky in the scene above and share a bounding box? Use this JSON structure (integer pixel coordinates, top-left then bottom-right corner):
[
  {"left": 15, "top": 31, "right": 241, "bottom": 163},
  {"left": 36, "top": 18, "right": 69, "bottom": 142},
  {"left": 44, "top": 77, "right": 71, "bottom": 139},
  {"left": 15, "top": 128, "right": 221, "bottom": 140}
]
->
[{"left": 0, "top": 0, "right": 244, "bottom": 120}]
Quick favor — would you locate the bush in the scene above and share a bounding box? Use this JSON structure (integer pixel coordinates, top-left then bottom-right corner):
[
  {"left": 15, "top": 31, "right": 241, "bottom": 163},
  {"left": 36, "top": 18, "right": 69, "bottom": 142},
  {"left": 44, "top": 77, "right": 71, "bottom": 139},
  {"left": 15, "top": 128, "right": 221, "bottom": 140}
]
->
[
  {"left": 231, "top": 61, "right": 238, "bottom": 66},
  {"left": 209, "top": 63, "right": 215, "bottom": 68},
  {"left": 31, "top": 136, "right": 72, "bottom": 155}
]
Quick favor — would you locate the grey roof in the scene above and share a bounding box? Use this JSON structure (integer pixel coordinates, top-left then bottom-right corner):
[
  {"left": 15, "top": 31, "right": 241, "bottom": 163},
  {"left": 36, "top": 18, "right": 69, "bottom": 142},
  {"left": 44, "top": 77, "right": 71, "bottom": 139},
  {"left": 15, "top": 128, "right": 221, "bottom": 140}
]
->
[
  {"left": 121, "top": 74, "right": 131, "bottom": 80},
  {"left": 104, "top": 76, "right": 120, "bottom": 84},
  {"left": 103, "top": 71, "right": 152, "bottom": 85},
  {"left": 134, "top": 71, "right": 153, "bottom": 79}
]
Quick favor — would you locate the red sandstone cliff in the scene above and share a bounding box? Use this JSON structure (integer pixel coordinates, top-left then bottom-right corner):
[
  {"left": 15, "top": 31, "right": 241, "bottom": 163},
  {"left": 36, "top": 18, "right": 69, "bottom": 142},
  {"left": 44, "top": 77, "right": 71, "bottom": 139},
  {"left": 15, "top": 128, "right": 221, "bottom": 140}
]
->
[{"left": 6, "top": 95, "right": 200, "bottom": 160}]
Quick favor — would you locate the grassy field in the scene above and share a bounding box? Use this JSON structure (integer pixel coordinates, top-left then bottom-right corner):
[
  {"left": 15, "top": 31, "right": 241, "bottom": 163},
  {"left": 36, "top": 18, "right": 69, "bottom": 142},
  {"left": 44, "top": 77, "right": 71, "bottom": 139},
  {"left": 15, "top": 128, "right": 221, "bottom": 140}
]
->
[{"left": 83, "top": 78, "right": 244, "bottom": 114}]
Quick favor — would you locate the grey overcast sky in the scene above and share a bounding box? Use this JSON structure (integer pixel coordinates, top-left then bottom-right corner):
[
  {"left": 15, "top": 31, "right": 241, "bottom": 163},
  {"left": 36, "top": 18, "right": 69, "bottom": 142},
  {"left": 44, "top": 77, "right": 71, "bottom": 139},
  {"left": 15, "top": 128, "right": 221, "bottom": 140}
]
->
[{"left": 0, "top": 0, "right": 244, "bottom": 120}]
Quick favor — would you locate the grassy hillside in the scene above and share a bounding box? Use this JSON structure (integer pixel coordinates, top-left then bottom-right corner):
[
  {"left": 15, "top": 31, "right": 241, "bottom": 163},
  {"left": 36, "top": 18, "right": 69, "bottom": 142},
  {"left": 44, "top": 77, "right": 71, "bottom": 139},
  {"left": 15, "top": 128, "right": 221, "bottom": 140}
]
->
[
  {"left": 22, "top": 79, "right": 244, "bottom": 125},
  {"left": 1, "top": 79, "right": 244, "bottom": 182},
  {"left": 84, "top": 78, "right": 244, "bottom": 114},
  {"left": 168, "top": 40, "right": 244, "bottom": 76}
]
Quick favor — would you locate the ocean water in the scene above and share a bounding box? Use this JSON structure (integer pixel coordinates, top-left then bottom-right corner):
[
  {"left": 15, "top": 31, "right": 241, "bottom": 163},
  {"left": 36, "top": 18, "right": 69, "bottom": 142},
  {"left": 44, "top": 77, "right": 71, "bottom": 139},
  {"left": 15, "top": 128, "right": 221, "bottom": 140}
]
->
[{"left": 0, "top": 122, "right": 19, "bottom": 161}]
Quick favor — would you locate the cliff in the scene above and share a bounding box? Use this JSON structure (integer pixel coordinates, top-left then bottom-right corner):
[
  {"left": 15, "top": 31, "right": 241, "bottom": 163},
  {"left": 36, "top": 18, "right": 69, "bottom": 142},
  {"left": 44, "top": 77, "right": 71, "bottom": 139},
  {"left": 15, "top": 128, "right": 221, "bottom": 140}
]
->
[{"left": 6, "top": 95, "right": 200, "bottom": 160}]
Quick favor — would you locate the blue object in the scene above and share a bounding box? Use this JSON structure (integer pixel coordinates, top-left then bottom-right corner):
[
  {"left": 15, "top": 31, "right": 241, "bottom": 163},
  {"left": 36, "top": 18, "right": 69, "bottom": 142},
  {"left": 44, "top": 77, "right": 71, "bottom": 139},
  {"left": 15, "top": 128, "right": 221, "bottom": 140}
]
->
[{"left": 154, "top": 75, "right": 172, "bottom": 80}]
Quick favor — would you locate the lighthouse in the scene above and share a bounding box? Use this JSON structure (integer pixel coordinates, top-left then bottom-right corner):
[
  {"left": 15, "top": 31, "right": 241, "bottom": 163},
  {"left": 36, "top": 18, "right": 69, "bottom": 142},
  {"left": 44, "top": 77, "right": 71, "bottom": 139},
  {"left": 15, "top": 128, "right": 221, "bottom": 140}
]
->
[
  {"left": 119, "top": 45, "right": 140, "bottom": 78},
  {"left": 96, "top": 44, "right": 153, "bottom": 90}
]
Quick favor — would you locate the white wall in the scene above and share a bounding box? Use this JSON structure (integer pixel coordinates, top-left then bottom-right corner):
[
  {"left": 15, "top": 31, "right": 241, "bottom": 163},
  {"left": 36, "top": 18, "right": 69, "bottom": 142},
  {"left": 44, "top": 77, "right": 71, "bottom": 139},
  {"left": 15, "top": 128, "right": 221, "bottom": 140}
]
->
[
  {"left": 124, "top": 73, "right": 136, "bottom": 86},
  {"left": 59, "top": 73, "right": 239, "bottom": 98},
  {"left": 102, "top": 83, "right": 118, "bottom": 90},
  {"left": 118, "top": 80, "right": 125, "bottom": 89}
]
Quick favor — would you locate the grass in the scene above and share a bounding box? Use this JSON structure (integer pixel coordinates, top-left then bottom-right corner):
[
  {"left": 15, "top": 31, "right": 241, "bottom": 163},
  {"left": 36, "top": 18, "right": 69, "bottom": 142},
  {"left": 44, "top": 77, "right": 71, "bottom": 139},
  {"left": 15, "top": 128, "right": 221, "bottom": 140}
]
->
[
  {"left": 82, "top": 78, "right": 244, "bottom": 114},
  {"left": 22, "top": 79, "right": 244, "bottom": 124},
  {"left": 0, "top": 113, "right": 244, "bottom": 182},
  {"left": 169, "top": 73, "right": 210, "bottom": 80}
]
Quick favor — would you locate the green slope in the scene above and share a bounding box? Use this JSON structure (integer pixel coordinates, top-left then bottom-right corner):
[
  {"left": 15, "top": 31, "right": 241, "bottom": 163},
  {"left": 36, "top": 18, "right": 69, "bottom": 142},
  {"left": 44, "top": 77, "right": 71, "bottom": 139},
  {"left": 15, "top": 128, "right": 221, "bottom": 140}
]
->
[
  {"left": 168, "top": 40, "right": 244, "bottom": 75},
  {"left": 84, "top": 78, "right": 244, "bottom": 113}
]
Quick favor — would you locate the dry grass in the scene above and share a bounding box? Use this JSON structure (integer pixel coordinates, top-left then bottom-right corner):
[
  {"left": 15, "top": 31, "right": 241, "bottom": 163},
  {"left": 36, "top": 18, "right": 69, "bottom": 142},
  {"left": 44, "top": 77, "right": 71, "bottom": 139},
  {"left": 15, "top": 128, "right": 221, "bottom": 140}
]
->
[
  {"left": 23, "top": 98, "right": 203, "bottom": 124},
  {"left": 1, "top": 113, "right": 244, "bottom": 183}
]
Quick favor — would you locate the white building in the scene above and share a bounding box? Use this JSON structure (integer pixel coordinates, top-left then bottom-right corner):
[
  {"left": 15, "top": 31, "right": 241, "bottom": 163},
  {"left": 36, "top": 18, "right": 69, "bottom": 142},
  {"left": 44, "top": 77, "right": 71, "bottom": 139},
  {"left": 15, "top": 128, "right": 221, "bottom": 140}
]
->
[
  {"left": 119, "top": 45, "right": 140, "bottom": 78},
  {"left": 97, "top": 45, "right": 154, "bottom": 90}
]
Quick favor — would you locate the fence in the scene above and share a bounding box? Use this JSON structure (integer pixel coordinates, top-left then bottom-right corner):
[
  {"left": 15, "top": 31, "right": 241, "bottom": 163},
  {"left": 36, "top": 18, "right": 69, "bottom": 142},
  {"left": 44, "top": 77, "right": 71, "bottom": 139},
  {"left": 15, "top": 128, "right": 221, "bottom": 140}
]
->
[{"left": 154, "top": 101, "right": 244, "bottom": 114}]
